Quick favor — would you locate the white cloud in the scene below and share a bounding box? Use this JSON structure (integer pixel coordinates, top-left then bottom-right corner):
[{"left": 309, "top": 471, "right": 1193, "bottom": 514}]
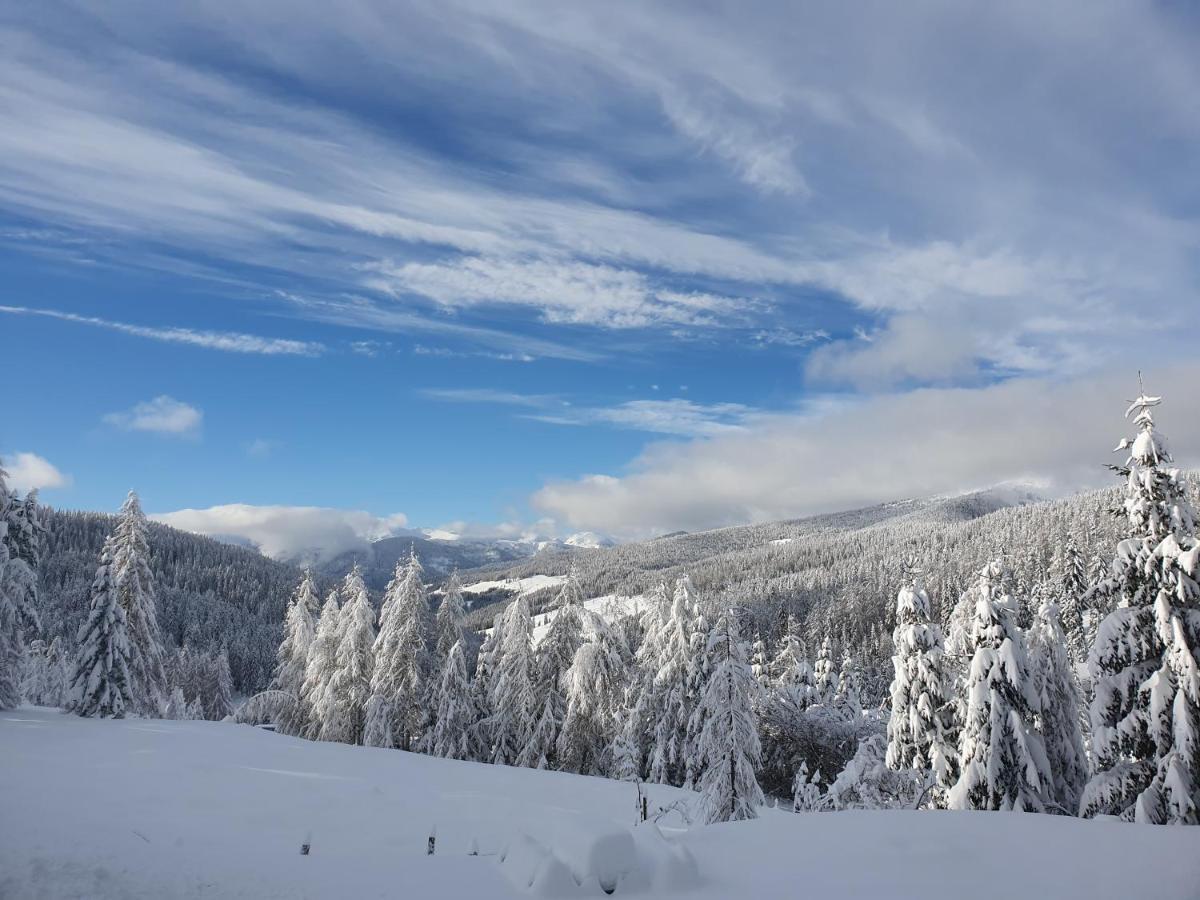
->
[
  {"left": 2, "top": 451, "right": 70, "bottom": 493},
  {"left": 369, "top": 256, "right": 748, "bottom": 329},
  {"left": 104, "top": 396, "right": 203, "bottom": 437},
  {"left": 0, "top": 305, "right": 324, "bottom": 356},
  {"left": 152, "top": 504, "right": 410, "bottom": 563},
  {"left": 532, "top": 362, "right": 1200, "bottom": 539}
]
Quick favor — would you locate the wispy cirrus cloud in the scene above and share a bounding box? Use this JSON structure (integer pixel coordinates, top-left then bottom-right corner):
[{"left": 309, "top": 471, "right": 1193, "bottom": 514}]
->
[
  {"left": 423, "top": 387, "right": 756, "bottom": 437},
  {"left": 0, "top": 305, "right": 324, "bottom": 356}
]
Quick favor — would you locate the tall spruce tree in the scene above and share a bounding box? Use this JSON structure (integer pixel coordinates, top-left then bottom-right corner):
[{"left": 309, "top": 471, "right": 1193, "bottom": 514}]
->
[
  {"left": 490, "top": 594, "right": 537, "bottom": 766},
  {"left": 323, "top": 569, "right": 376, "bottom": 745},
  {"left": 110, "top": 492, "right": 167, "bottom": 714},
  {"left": 1028, "top": 594, "right": 1088, "bottom": 814},
  {"left": 274, "top": 570, "right": 320, "bottom": 736},
  {"left": 428, "top": 640, "right": 473, "bottom": 760},
  {"left": 1082, "top": 389, "right": 1200, "bottom": 824},
  {"left": 0, "top": 467, "right": 40, "bottom": 709},
  {"left": 948, "top": 561, "right": 1051, "bottom": 812},
  {"left": 558, "top": 616, "right": 630, "bottom": 775},
  {"left": 885, "top": 565, "right": 957, "bottom": 797},
  {"left": 370, "top": 553, "right": 432, "bottom": 749},
  {"left": 435, "top": 570, "right": 467, "bottom": 663},
  {"left": 813, "top": 632, "right": 839, "bottom": 705},
  {"left": 302, "top": 590, "right": 342, "bottom": 740},
  {"left": 696, "top": 608, "right": 764, "bottom": 824},
  {"left": 70, "top": 543, "right": 133, "bottom": 718},
  {"left": 534, "top": 566, "right": 587, "bottom": 767}
]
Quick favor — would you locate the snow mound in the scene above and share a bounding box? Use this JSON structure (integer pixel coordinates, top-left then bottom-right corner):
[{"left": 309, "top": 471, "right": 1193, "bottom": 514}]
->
[{"left": 498, "top": 818, "right": 699, "bottom": 896}]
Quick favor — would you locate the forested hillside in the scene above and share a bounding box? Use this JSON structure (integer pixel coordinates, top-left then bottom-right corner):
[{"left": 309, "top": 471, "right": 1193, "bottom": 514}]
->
[{"left": 37, "top": 508, "right": 312, "bottom": 693}]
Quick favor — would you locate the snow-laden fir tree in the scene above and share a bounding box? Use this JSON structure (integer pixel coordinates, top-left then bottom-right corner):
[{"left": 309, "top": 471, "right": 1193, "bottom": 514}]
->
[
  {"left": 273, "top": 570, "right": 320, "bottom": 736},
  {"left": 558, "top": 616, "right": 630, "bottom": 775},
  {"left": 164, "top": 685, "right": 188, "bottom": 720},
  {"left": 886, "top": 565, "right": 957, "bottom": 798},
  {"left": 490, "top": 593, "right": 538, "bottom": 766},
  {"left": 201, "top": 647, "right": 234, "bottom": 720},
  {"left": 696, "top": 607, "right": 764, "bottom": 824},
  {"left": 0, "top": 467, "right": 40, "bottom": 709},
  {"left": 1082, "top": 389, "right": 1200, "bottom": 824},
  {"left": 108, "top": 492, "right": 167, "bottom": 714},
  {"left": 683, "top": 604, "right": 714, "bottom": 789},
  {"left": 469, "top": 610, "right": 505, "bottom": 761},
  {"left": 948, "top": 561, "right": 1051, "bottom": 812},
  {"left": 533, "top": 566, "right": 587, "bottom": 767},
  {"left": 322, "top": 569, "right": 376, "bottom": 745},
  {"left": 609, "top": 696, "right": 641, "bottom": 782},
  {"left": 1028, "top": 594, "right": 1088, "bottom": 814},
  {"left": 70, "top": 543, "right": 133, "bottom": 718},
  {"left": 21, "top": 637, "right": 70, "bottom": 707},
  {"left": 813, "top": 632, "right": 839, "bottom": 705},
  {"left": 750, "top": 636, "right": 771, "bottom": 689},
  {"left": 772, "top": 617, "right": 815, "bottom": 709},
  {"left": 792, "top": 761, "right": 823, "bottom": 812},
  {"left": 435, "top": 570, "right": 466, "bottom": 663},
  {"left": 302, "top": 590, "right": 341, "bottom": 740},
  {"left": 370, "top": 553, "right": 432, "bottom": 749},
  {"left": 647, "top": 577, "right": 697, "bottom": 785},
  {"left": 835, "top": 646, "right": 862, "bottom": 719},
  {"left": 630, "top": 581, "right": 671, "bottom": 773},
  {"left": 1057, "top": 536, "right": 1091, "bottom": 667},
  {"left": 427, "top": 639, "right": 473, "bottom": 760}
]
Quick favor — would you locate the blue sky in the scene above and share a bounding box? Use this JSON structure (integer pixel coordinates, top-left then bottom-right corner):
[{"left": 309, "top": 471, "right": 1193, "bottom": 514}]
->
[{"left": 2, "top": 1, "right": 1199, "bottom": 551}]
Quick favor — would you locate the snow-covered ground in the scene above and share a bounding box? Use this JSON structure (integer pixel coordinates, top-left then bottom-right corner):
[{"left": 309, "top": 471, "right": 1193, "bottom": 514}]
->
[{"left": 4, "top": 708, "right": 1198, "bottom": 900}]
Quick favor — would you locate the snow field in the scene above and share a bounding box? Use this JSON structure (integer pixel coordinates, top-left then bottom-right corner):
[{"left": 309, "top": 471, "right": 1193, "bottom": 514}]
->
[{"left": 3, "top": 707, "right": 1199, "bottom": 900}]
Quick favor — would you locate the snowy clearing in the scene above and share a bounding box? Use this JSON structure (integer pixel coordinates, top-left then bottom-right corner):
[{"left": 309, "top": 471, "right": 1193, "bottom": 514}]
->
[
  {"left": 461, "top": 574, "right": 567, "bottom": 595},
  {"left": 3, "top": 707, "right": 1198, "bottom": 900}
]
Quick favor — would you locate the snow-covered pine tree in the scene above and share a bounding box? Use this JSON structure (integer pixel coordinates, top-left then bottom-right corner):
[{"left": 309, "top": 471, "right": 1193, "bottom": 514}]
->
[
  {"left": 792, "top": 761, "right": 823, "bottom": 812},
  {"left": 164, "top": 686, "right": 188, "bottom": 720},
  {"left": 435, "top": 570, "right": 467, "bottom": 663},
  {"left": 322, "top": 570, "right": 376, "bottom": 745},
  {"left": 109, "top": 492, "right": 167, "bottom": 715},
  {"left": 885, "top": 565, "right": 957, "bottom": 798},
  {"left": 557, "top": 616, "right": 631, "bottom": 775},
  {"left": 370, "top": 553, "right": 432, "bottom": 750},
  {"left": 683, "top": 603, "right": 716, "bottom": 789},
  {"left": 1082, "top": 388, "right": 1200, "bottom": 824},
  {"left": 201, "top": 648, "right": 234, "bottom": 720},
  {"left": 1028, "top": 594, "right": 1088, "bottom": 814},
  {"left": 696, "top": 608, "right": 764, "bottom": 824},
  {"left": 428, "top": 639, "right": 473, "bottom": 760},
  {"left": 468, "top": 611, "right": 505, "bottom": 762},
  {"left": 835, "top": 647, "right": 863, "bottom": 719},
  {"left": 948, "top": 561, "right": 1051, "bottom": 812},
  {"left": 609, "top": 698, "right": 641, "bottom": 782},
  {"left": 647, "top": 576, "right": 696, "bottom": 785},
  {"left": 302, "top": 590, "right": 341, "bottom": 740},
  {"left": 0, "top": 467, "right": 40, "bottom": 709},
  {"left": 1058, "top": 536, "right": 1091, "bottom": 667},
  {"left": 772, "top": 618, "right": 815, "bottom": 709},
  {"left": 273, "top": 570, "right": 320, "bottom": 736},
  {"left": 750, "top": 635, "right": 770, "bottom": 689},
  {"left": 490, "top": 594, "right": 537, "bottom": 766},
  {"left": 813, "top": 632, "right": 839, "bottom": 705},
  {"left": 70, "top": 543, "right": 133, "bottom": 718},
  {"left": 533, "top": 565, "right": 587, "bottom": 768}
]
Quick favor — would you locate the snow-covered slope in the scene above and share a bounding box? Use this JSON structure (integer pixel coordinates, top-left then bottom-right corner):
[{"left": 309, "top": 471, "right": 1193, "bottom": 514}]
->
[{"left": 4, "top": 708, "right": 1197, "bottom": 900}]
